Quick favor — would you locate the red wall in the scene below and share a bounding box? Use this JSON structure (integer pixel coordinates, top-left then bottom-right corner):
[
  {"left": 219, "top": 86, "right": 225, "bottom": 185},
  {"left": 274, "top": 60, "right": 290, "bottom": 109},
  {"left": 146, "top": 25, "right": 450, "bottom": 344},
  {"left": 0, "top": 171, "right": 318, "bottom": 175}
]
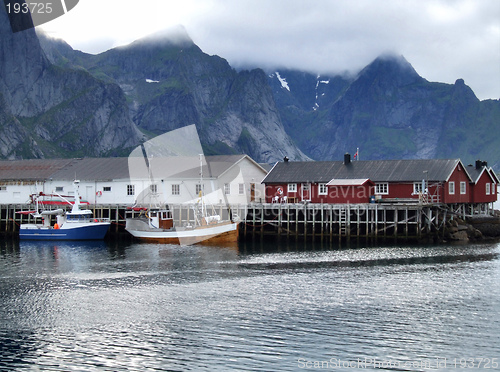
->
[
  {"left": 264, "top": 163, "right": 494, "bottom": 205},
  {"left": 385, "top": 182, "right": 443, "bottom": 202},
  {"left": 442, "top": 164, "right": 471, "bottom": 204},
  {"left": 265, "top": 183, "right": 374, "bottom": 204},
  {"left": 471, "top": 172, "right": 497, "bottom": 203}
]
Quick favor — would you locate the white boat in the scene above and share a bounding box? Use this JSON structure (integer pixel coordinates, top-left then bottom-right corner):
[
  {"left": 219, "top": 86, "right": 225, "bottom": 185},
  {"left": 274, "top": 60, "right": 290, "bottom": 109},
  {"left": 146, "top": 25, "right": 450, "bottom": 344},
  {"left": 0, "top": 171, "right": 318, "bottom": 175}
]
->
[
  {"left": 124, "top": 125, "right": 241, "bottom": 245},
  {"left": 125, "top": 206, "right": 239, "bottom": 245},
  {"left": 125, "top": 154, "right": 240, "bottom": 245},
  {"left": 18, "top": 180, "right": 110, "bottom": 240}
]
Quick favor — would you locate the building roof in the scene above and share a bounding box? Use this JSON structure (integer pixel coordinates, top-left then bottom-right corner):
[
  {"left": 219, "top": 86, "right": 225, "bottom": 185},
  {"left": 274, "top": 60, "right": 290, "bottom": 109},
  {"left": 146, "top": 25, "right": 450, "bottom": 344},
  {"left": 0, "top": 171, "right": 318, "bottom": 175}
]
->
[
  {"left": 0, "top": 159, "right": 75, "bottom": 181},
  {"left": 0, "top": 155, "right": 264, "bottom": 182},
  {"left": 262, "top": 159, "right": 464, "bottom": 184},
  {"left": 50, "top": 158, "right": 130, "bottom": 181}
]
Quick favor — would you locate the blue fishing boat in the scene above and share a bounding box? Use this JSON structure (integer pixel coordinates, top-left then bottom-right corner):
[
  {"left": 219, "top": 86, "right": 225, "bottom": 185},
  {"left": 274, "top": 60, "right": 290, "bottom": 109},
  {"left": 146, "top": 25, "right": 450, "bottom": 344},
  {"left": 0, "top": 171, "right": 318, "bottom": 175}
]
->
[{"left": 18, "top": 180, "right": 110, "bottom": 240}]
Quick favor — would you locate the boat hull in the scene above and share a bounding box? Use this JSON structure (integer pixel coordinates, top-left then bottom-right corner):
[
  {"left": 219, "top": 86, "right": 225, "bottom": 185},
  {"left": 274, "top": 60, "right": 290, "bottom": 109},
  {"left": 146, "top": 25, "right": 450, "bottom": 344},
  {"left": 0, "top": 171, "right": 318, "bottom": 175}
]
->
[
  {"left": 19, "top": 223, "right": 110, "bottom": 241},
  {"left": 126, "top": 220, "right": 240, "bottom": 245}
]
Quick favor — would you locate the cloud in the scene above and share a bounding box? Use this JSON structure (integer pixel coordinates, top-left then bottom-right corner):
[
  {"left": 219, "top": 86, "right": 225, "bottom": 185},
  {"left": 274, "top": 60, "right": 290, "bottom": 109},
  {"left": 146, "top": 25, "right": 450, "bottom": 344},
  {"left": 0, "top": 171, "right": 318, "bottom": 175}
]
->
[
  {"left": 186, "top": 0, "right": 500, "bottom": 99},
  {"left": 39, "top": 0, "right": 500, "bottom": 100}
]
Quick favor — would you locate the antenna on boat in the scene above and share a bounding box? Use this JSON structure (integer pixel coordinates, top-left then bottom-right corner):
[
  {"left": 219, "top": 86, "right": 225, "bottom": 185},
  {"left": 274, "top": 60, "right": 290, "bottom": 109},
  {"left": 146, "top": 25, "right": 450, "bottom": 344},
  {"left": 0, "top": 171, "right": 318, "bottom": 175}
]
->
[
  {"left": 199, "top": 153, "right": 204, "bottom": 217},
  {"left": 72, "top": 180, "right": 81, "bottom": 212}
]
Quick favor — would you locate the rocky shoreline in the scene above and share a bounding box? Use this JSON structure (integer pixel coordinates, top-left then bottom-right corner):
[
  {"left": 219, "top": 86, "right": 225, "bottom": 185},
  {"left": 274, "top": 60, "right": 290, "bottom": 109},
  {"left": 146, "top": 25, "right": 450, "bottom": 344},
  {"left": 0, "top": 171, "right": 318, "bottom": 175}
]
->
[{"left": 443, "top": 210, "right": 500, "bottom": 243}]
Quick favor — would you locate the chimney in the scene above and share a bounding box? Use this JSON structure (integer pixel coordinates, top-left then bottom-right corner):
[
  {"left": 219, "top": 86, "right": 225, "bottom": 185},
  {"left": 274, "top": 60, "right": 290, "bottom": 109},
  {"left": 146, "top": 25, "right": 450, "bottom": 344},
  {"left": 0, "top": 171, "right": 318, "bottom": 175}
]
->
[
  {"left": 476, "top": 160, "right": 483, "bottom": 169},
  {"left": 344, "top": 153, "right": 351, "bottom": 165},
  {"left": 283, "top": 156, "right": 289, "bottom": 163}
]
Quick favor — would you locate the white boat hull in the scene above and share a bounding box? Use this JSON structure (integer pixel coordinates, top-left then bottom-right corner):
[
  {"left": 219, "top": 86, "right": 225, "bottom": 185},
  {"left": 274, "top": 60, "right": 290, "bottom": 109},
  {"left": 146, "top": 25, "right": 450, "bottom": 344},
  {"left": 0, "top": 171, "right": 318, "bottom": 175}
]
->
[{"left": 125, "top": 219, "right": 239, "bottom": 245}]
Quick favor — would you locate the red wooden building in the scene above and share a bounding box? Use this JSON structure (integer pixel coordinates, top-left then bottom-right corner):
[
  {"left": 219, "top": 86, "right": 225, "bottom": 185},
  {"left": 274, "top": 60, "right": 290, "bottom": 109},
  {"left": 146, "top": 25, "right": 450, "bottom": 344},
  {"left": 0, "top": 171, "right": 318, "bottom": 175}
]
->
[
  {"left": 467, "top": 161, "right": 499, "bottom": 203},
  {"left": 262, "top": 155, "right": 498, "bottom": 207}
]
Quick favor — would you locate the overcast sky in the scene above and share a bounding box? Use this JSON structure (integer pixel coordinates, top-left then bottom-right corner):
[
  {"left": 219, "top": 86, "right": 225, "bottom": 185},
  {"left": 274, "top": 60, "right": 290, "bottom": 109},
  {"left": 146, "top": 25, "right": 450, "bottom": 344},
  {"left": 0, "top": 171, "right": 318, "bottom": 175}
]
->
[{"left": 39, "top": 0, "right": 500, "bottom": 100}]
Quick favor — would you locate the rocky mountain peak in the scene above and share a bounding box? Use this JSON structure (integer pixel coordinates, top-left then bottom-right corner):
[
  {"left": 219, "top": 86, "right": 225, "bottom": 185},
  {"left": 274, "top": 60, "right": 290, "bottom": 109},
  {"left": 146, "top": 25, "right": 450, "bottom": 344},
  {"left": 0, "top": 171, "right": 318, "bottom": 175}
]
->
[
  {"left": 127, "top": 25, "right": 194, "bottom": 50},
  {"left": 355, "top": 54, "right": 422, "bottom": 88}
]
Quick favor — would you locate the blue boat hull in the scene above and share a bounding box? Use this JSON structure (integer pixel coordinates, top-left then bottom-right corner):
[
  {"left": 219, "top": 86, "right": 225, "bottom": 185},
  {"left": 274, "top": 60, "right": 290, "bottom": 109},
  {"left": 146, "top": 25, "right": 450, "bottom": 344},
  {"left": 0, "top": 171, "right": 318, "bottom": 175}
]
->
[{"left": 19, "top": 224, "right": 110, "bottom": 241}]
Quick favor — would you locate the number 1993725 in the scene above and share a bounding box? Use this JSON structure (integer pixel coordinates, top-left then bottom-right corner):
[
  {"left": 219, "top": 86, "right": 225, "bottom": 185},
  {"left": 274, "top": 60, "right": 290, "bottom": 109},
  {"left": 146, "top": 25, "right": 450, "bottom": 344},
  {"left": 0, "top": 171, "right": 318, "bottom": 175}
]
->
[{"left": 5, "top": 2, "right": 53, "bottom": 14}]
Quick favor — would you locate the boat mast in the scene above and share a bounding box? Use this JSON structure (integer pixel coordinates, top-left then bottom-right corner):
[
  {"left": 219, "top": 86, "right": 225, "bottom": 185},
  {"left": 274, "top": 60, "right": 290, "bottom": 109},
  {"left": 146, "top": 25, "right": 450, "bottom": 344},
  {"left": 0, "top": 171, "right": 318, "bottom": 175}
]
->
[{"left": 199, "top": 154, "right": 204, "bottom": 217}]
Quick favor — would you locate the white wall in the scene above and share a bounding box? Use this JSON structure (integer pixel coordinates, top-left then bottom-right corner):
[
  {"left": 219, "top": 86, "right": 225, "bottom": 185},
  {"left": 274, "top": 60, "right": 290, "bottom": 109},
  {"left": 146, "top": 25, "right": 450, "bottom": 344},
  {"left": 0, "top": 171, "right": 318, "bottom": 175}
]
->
[{"left": 0, "top": 156, "right": 268, "bottom": 207}]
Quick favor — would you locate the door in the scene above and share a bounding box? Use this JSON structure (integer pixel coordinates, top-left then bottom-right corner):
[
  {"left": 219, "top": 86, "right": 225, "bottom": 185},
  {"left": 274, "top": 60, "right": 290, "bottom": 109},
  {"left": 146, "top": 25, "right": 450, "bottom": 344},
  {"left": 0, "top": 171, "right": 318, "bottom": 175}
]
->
[
  {"left": 250, "top": 183, "right": 255, "bottom": 202},
  {"left": 86, "top": 186, "right": 94, "bottom": 204},
  {"left": 301, "top": 183, "right": 311, "bottom": 201}
]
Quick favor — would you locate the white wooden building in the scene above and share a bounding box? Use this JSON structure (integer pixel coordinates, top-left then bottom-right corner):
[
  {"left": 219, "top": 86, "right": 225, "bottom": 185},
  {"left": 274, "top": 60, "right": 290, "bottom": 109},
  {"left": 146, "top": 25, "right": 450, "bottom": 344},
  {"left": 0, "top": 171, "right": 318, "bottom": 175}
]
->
[{"left": 0, "top": 155, "right": 268, "bottom": 207}]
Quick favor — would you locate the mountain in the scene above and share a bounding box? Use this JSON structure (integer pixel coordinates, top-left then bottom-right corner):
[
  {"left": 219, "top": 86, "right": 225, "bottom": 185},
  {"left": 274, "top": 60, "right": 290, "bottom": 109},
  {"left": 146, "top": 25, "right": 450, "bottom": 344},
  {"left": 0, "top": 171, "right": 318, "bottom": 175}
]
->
[
  {"left": 269, "top": 55, "right": 500, "bottom": 168},
  {"left": 39, "top": 27, "right": 307, "bottom": 163},
  {"left": 1, "top": 10, "right": 499, "bottom": 168},
  {"left": 0, "top": 5, "right": 142, "bottom": 159}
]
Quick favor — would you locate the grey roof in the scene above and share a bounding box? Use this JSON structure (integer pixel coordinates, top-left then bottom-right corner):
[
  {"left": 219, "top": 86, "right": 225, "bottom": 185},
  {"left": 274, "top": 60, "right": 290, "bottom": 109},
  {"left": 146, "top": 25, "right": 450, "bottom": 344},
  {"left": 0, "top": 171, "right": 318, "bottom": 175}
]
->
[
  {"left": 262, "top": 159, "right": 464, "bottom": 184},
  {"left": 0, "top": 155, "right": 260, "bottom": 182},
  {"left": 465, "top": 165, "right": 485, "bottom": 183},
  {"left": 50, "top": 158, "right": 130, "bottom": 181},
  {"left": 0, "top": 159, "right": 75, "bottom": 180}
]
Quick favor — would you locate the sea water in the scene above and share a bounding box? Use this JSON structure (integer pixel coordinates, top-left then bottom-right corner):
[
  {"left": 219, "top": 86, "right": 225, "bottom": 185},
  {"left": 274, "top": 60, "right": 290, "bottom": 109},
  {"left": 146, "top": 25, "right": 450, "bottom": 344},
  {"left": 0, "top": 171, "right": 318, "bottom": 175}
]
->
[{"left": 0, "top": 239, "right": 499, "bottom": 371}]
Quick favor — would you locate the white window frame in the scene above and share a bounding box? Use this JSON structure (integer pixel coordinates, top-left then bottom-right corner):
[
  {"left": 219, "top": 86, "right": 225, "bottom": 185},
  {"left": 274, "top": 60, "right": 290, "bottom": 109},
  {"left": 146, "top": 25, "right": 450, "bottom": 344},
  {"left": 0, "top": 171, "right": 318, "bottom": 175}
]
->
[
  {"left": 301, "top": 183, "right": 311, "bottom": 201},
  {"left": 103, "top": 186, "right": 111, "bottom": 192},
  {"left": 239, "top": 183, "right": 245, "bottom": 195},
  {"left": 288, "top": 183, "right": 297, "bottom": 193},
  {"left": 318, "top": 183, "right": 328, "bottom": 195},
  {"left": 55, "top": 186, "right": 64, "bottom": 192},
  {"left": 486, "top": 183, "right": 490, "bottom": 195},
  {"left": 375, "top": 182, "right": 389, "bottom": 195},
  {"left": 195, "top": 184, "right": 202, "bottom": 196},
  {"left": 127, "top": 184, "right": 135, "bottom": 196},
  {"left": 224, "top": 183, "right": 230, "bottom": 195},
  {"left": 150, "top": 184, "right": 158, "bottom": 194},
  {"left": 460, "top": 181, "right": 466, "bottom": 195},
  {"left": 449, "top": 181, "right": 455, "bottom": 195},
  {"left": 413, "top": 182, "right": 423, "bottom": 194},
  {"left": 172, "top": 184, "right": 180, "bottom": 195}
]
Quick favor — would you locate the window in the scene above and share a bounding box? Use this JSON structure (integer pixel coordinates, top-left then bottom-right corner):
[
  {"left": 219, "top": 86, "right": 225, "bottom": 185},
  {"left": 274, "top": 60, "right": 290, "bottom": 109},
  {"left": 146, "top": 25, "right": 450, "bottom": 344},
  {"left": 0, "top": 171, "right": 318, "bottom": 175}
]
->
[
  {"left": 127, "top": 184, "right": 135, "bottom": 196},
  {"left": 460, "top": 182, "right": 466, "bottom": 195},
  {"left": 0, "top": 186, "right": 6, "bottom": 192},
  {"left": 172, "top": 184, "right": 180, "bottom": 195},
  {"left": 413, "top": 182, "right": 423, "bottom": 194},
  {"left": 55, "top": 186, "right": 64, "bottom": 192},
  {"left": 150, "top": 184, "right": 158, "bottom": 194},
  {"left": 103, "top": 186, "right": 111, "bottom": 192},
  {"left": 318, "top": 183, "right": 328, "bottom": 195},
  {"left": 224, "top": 183, "right": 230, "bottom": 195},
  {"left": 486, "top": 183, "right": 491, "bottom": 195},
  {"left": 449, "top": 182, "right": 455, "bottom": 195},
  {"left": 375, "top": 183, "right": 389, "bottom": 195},
  {"left": 239, "top": 183, "right": 245, "bottom": 195},
  {"left": 288, "top": 183, "right": 297, "bottom": 192},
  {"left": 196, "top": 184, "right": 202, "bottom": 196}
]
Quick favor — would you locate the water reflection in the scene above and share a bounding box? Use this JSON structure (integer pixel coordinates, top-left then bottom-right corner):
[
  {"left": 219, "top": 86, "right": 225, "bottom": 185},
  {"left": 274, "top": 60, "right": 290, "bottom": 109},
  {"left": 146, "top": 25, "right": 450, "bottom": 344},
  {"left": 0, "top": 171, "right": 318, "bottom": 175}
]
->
[{"left": 0, "top": 238, "right": 498, "bottom": 371}]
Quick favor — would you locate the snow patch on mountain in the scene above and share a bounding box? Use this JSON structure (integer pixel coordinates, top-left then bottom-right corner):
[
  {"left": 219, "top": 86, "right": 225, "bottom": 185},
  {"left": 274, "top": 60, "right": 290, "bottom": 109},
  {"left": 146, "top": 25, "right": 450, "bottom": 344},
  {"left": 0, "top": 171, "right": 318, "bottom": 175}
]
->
[{"left": 275, "top": 72, "right": 290, "bottom": 91}]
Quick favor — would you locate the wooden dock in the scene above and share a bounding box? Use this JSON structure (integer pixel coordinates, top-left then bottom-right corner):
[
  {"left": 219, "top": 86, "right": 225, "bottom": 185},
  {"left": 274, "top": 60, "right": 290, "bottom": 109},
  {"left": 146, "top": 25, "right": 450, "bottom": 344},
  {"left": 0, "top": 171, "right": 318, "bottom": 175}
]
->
[
  {"left": 0, "top": 202, "right": 456, "bottom": 243},
  {"left": 241, "top": 203, "right": 447, "bottom": 243}
]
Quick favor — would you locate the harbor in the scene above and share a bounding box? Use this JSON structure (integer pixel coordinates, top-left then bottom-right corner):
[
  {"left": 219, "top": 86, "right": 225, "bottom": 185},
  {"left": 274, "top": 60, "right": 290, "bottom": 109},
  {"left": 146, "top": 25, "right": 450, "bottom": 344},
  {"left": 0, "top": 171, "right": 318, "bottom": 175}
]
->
[{"left": 2, "top": 201, "right": 498, "bottom": 243}]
